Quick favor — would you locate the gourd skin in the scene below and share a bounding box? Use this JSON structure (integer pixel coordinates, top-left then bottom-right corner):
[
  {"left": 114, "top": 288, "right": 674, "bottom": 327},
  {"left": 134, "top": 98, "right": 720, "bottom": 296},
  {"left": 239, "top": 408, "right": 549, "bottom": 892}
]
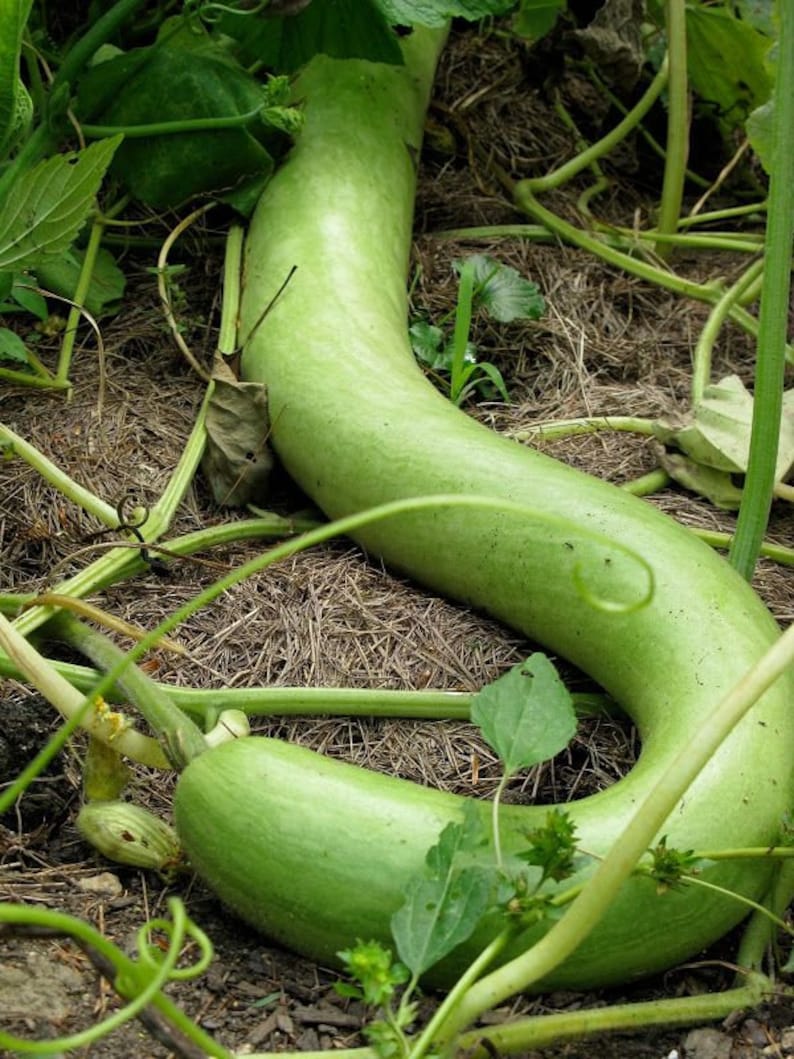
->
[{"left": 175, "top": 29, "right": 794, "bottom": 989}]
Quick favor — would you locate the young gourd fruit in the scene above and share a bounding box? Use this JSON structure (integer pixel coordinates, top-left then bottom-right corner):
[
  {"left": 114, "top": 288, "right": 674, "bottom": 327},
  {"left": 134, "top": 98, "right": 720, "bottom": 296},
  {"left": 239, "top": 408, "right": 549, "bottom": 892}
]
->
[{"left": 174, "top": 28, "right": 794, "bottom": 989}]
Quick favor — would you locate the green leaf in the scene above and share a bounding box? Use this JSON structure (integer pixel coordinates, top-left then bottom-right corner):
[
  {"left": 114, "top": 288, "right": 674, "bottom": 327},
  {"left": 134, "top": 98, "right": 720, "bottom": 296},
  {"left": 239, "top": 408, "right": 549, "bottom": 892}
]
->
[
  {"left": 733, "top": 0, "right": 776, "bottom": 38},
  {"left": 517, "top": 808, "right": 578, "bottom": 885},
  {"left": 470, "top": 654, "right": 576, "bottom": 776},
  {"left": 463, "top": 360, "right": 510, "bottom": 403},
  {"left": 409, "top": 319, "right": 444, "bottom": 365},
  {"left": 333, "top": 981, "right": 364, "bottom": 1000},
  {"left": 652, "top": 374, "right": 794, "bottom": 484},
  {"left": 376, "top": 0, "right": 514, "bottom": 25},
  {"left": 686, "top": 5, "right": 773, "bottom": 132},
  {"left": 0, "top": 271, "right": 12, "bottom": 301},
  {"left": 0, "top": 326, "right": 31, "bottom": 365},
  {"left": 454, "top": 254, "right": 546, "bottom": 324},
  {"left": 391, "top": 803, "right": 492, "bottom": 977},
  {"left": 0, "top": 136, "right": 122, "bottom": 272},
  {"left": 9, "top": 275, "right": 48, "bottom": 320},
  {"left": 219, "top": 0, "right": 403, "bottom": 72},
  {"left": 747, "top": 98, "right": 774, "bottom": 173},
  {"left": 512, "top": 0, "right": 566, "bottom": 41},
  {"left": 643, "top": 836, "right": 700, "bottom": 894},
  {"left": 34, "top": 246, "right": 126, "bottom": 318},
  {"left": 0, "top": 0, "right": 33, "bottom": 157},
  {"left": 657, "top": 451, "right": 744, "bottom": 511},
  {"left": 336, "top": 940, "right": 409, "bottom": 1007},
  {"left": 76, "top": 48, "right": 284, "bottom": 210}
]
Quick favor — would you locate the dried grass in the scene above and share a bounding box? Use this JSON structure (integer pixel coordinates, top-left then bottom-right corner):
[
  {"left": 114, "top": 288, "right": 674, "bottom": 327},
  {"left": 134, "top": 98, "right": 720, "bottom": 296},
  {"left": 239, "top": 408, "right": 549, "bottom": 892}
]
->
[{"left": 1, "top": 27, "right": 791, "bottom": 834}]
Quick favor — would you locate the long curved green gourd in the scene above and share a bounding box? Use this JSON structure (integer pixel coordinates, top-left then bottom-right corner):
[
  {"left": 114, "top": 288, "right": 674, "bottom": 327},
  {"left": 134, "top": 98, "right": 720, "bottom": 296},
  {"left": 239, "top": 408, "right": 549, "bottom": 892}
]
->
[{"left": 174, "top": 28, "right": 794, "bottom": 989}]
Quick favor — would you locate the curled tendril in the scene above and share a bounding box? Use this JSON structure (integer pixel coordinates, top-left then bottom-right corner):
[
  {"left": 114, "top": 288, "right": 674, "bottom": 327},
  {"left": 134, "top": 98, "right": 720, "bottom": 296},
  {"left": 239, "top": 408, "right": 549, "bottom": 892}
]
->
[
  {"left": 136, "top": 911, "right": 215, "bottom": 981},
  {"left": 0, "top": 898, "right": 219, "bottom": 1055},
  {"left": 116, "top": 491, "right": 169, "bottom": 575},
  {"left": 192, "top": 0, "right": 271, "bottom": 24}
]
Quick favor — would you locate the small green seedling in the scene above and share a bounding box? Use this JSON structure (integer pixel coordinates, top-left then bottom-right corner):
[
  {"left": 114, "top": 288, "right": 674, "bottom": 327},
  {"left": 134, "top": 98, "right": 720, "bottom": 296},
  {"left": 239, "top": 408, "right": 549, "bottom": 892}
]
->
[{"left": 410, "top": 254, "right": 545, "bottom": 405}]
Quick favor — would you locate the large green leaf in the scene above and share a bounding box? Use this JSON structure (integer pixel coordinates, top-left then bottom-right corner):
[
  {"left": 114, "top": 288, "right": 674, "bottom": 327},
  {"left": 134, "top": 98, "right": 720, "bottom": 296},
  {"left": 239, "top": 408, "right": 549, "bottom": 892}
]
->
[
  {"left": 686, "top": 5, "right": 773, "bottom": 132},
  {"left": 0, "top": 136, "right": 121, "bottom": 272},
  {"left": 734, "top": 0, "right": 776, "bottom": 37},
  {"left": 77, "top": 47, "right": 286, "bottom": 210},
  {"left": 653, "top": 375, "right": 794, "bottom": 509},
  {"left": 512, "top": 0, "right": 567, "bottom": 41},
  {"left": 219, "top": 0, "right": 403, "bottom": 72}
]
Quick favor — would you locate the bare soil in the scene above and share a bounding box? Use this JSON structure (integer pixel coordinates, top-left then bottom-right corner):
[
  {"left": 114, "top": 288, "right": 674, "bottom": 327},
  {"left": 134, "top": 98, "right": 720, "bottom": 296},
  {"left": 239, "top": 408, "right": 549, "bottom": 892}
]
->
[{"left": 1, "top": 22, "right": 793, "bottom": 1059}]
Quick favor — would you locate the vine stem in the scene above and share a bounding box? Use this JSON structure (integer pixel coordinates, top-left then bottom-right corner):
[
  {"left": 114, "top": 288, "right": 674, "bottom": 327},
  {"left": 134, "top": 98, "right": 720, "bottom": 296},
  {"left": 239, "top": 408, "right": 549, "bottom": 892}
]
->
[
  {"left": 655, "top": 0, "right": 689, "bottom": 251},
  {"left": 431, "top": 620, "right": 794, "bottom": 1046},
  {"left": 0, "top": 422, "right": 120, "bottom": 525},
  {"left": 729, "top": 0, "right": 794, "bottom": 579},
  {"left": 735, "top": 859, "right": 794, "bottom": 972},
  {"left": 455, "top": 975, "right": 772, "bottom": 1058},
  {"left": 79, "top": 106, "right": 267, "bottom": 138},
  {"left": 691, "top": 257, "right": 765, "bottom": 403},
  {"left": 433, "top": 222, "right": 763, "bottom": 253},
  {"left": 10, "top": 380, "right": 213, "bottom": 639},
  {"left": 55, "top": 215, "right": 106, "bottom": 388},
  {"left": 157, "top": 203, "right": 215, "bottom": 381},
  {"left": 406, "top": 931, "right": 511, "bottom": 1059},
  {"left": 0, "top": 610, "right": 168, "bottom": 768},
  {"left": 0, "top": 899, "right": 234, "bottom": 1058},
  {"left": 525, "top": 56, "right": 668, "bottom": 193},
  {"left": 509, "top": 415, "right": 654, "bottom": 442}
]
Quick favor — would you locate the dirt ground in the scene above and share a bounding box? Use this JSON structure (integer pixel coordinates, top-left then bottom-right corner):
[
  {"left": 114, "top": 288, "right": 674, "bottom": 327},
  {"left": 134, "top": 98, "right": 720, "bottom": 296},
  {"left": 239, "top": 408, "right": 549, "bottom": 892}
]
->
[{"left": 1, "top": 21, "right": 793, "bottom": 1059}]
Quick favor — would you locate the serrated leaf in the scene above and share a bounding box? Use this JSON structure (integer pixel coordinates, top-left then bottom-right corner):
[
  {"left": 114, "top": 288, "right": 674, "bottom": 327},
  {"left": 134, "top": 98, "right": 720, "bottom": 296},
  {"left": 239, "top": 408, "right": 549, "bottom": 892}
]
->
[
  {"left": 454, "top": 255, "right": 545, "bottom": 324},
  {"left": 517, "top": 808, "right": 578, "bottom": 884},
  {"left": 652, "top": 374, "right": 794, "bottom": 485},
  {"left": 0, "top": 136, "right": 122, "bottom": 272},
  {"left": 337, "top": 939, "right": 408, "bottom": 1006},
  {"left": 470, "top": 654, "right": 576, "bottom": 776},
  {"left": 0, "top": 327, "right": 31, "bottom": 365},
  {"left": 391, "top": 803, "right": 491, "bottom": 977}
]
